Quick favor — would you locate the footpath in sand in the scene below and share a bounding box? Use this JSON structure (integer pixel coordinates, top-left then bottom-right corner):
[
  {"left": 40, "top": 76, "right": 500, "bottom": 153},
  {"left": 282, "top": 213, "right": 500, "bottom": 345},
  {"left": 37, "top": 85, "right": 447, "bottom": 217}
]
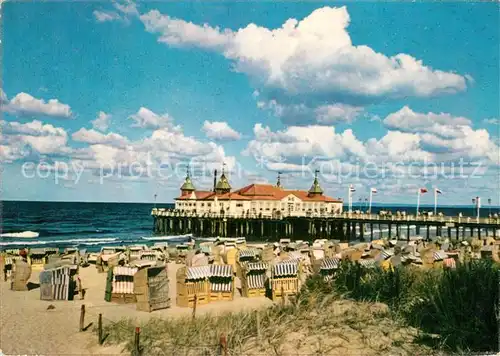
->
[{"left": 0, "top": 263, "right": 272, "bottom": 355}]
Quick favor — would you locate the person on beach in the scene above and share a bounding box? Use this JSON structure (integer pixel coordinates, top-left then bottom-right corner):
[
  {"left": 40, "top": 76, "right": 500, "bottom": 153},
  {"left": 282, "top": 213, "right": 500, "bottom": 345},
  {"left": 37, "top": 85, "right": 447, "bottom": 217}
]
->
[{"left": 19, "top": 249, "right": 28, "bottom": 262}]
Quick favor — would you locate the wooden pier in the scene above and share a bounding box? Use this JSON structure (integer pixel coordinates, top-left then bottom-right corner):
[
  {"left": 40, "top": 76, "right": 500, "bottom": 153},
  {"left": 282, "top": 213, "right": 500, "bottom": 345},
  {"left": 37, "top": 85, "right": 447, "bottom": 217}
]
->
[{"left": 152, "top": 208, "right": 500, "bottom": 242}]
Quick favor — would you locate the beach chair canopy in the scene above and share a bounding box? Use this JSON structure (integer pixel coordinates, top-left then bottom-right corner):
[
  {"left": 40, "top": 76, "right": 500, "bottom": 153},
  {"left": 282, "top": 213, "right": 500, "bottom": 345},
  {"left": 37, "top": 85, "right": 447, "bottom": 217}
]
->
[
  {"left": 244, "top": 262, "right": 268, "bottom": 272},
  {"left": 380, "top": 249, "right": 394, "bottom": 260},
  {"left": 238, "top": 249, "right": 257, "bottom": 258},
  {"left": 272, "top": 260, "right": 298, "bottom": 277},
  {"left": 320, "top": 258, "right": 340, "bottom": 271},
  {"left": 433, "top": 250, "right": 448, "bottom": 261},
  {"left": 358, "top": 259, "right": 377, "bottom": 268},
  {"left": 29, "top": 248, "right": 47, "bottom": 255},
  {"left": 113, "top": 266, "right": 138, "bottom": 276},
  {"left": 186, "top": 265, "right": 211, "bottom": 279},
  {"left": 210, "top": 264, "right": 233, "bottom": 278}
]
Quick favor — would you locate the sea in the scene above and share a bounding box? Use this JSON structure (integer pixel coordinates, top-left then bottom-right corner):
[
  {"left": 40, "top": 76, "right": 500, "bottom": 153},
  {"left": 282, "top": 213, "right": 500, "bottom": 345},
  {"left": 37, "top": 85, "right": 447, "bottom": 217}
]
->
[{"left": 1, "top": 200, "right": 498, "bottom": 252}]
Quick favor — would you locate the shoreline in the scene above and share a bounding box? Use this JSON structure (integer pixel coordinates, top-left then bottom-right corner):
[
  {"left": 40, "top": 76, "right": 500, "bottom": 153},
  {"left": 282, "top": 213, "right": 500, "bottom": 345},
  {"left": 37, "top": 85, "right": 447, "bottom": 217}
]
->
[{"left": 0, "top": 262, "right": 273, "bottom": 355}]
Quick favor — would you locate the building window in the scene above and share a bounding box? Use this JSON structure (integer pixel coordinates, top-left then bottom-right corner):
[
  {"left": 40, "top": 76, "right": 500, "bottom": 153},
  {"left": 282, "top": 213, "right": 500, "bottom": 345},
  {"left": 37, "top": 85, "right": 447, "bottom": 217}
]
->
[
  {"left": 236, "top": 203, "right": 243, "bottom": 207},
  {"left": 207, "top": 203, "right": 211, "bottom": 207},
  {"left": 201, "top": 203, "right": 204, "bottom": 207}
]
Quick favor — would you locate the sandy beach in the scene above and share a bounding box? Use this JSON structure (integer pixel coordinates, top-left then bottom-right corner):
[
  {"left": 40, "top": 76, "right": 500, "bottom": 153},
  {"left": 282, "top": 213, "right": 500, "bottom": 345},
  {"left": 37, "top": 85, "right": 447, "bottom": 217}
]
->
[{"left": 0, "top": 263, "right": 273, "bottom": 355}]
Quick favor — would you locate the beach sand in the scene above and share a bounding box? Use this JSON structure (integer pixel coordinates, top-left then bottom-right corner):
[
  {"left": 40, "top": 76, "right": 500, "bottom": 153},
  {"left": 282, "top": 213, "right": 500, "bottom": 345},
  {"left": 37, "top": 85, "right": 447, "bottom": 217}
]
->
[{"left": 0, "top": 262, "right": 273, "bottom": 355}]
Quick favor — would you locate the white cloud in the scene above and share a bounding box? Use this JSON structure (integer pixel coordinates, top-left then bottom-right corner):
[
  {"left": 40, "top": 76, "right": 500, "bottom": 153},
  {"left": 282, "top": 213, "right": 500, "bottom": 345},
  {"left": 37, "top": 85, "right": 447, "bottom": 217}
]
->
[
  {"left": 365, "top": 131, "right": 431, "bottom": 162},
  {"left": 0, "top": 88, "right": 7, "bottom": 104},
  {"left": 91, "top": 111, "right": 111, "bottom": 132},
  {"left": 93, "top": 10, "right": 121, "bottom": 23},
  {"left": 0, "top": 120, "right": 69, "bottom": 161},
  {"left": 243, "top": 123, "right": 367, "bottom": 163},
  {"left": 483, "top": 118, "right": 499, "bottom": 125},
  {"left": 113, "top": 0, "right": 138, "bottom": 15},
  {"left": 201, "top": 121, "right": 241, "bottom": 141},
  {"left": 129, "top": 107, "right": 181, "bottom": 131},
  {"left": 1, "top": 92, "right": 72, "bottom": 118},
  {"left": 257, "top": 100, "right": 363, "bottom": 125},
  {"left": 140, "top": 7, "right": 468, "bottom": 125},
  {"left": 243, "top": 106, "right": 500, "bottom": 175},
  {"left": 1, "top": 119, "right": 67, "bottom": 137},
  {"left": 384, "top": 106, "right": 472, "bottom": 138},
  {"left": 93, "top": 1, "right": 138, "bottom": 24},
  {"left": 66, "top": 109, "right": 236, "bottom": 178},
  {"left": 382, "top": 107, "right": 499, "bottom": 163},
  {"left": 72, "top": 128, "right": 129, "bottom": 148}
]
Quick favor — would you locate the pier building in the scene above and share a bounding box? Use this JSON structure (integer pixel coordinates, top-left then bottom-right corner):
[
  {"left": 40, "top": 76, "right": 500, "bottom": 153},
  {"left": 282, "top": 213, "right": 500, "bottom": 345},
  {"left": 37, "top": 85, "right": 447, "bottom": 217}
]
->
[{"left": 174, "top": 169, "right": 343, "bottom": 218}]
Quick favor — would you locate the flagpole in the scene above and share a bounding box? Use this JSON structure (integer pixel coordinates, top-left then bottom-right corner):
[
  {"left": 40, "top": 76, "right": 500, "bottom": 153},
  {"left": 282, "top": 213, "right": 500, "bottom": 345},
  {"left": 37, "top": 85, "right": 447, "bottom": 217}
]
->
[
  {"left": 369, "top": 189, "right": 373, "bottom": 215},
  {"left": 348, "top": 186, "right": 352, "bottom": 213},
  {"left": 416, "top": 190, "right": 420, "bottom": 216},
  {"left": 476, "top": 197, "right": 480, "bottom": 222},
  {"left": 434, "top": 189, "right": 437, "bottom": 215}
]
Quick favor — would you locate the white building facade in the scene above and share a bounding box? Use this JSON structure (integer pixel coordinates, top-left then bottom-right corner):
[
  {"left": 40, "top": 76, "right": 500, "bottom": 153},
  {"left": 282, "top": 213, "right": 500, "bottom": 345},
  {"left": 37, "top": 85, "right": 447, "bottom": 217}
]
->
[{"left": 175, "top": 171, "right": 343, "bottom": 217}]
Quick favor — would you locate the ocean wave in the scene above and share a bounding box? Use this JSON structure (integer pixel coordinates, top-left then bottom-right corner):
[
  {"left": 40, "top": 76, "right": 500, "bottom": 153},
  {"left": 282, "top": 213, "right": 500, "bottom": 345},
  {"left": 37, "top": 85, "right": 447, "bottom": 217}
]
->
[
  {"left": 0, "top": 237, "right": 118, "bottom": 246},
  {"left": 37, "top": 229, "right": 116, "bottom": 237},
  {"left": 141, "top": 234, "right": 192, "bottom": 241},
  {"left": 0, "top": 231, "right": 39, "bottom": 238}
]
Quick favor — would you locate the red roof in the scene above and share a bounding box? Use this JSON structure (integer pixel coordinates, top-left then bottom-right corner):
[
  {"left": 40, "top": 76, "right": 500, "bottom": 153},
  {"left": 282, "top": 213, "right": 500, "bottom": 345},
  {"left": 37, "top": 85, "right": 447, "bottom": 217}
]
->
[
  {"left": 205, "top": 192, "right": 251, "bottom": 201},
  {"left": 175, "top": 190, "right": 213, "bottom": 200},
  {"left": 176, "top": 184, "right": 341, "bottom": 203}
]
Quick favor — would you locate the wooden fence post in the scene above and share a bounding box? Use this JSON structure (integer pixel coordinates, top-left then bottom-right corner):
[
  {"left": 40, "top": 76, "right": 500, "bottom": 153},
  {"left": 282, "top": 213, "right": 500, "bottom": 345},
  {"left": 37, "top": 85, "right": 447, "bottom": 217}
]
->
[
  {"left": 192, "top": 294, "right": 197, "bottom": 320},
  {"left": 133, "top": 327, "right": 141, "bottom": 356},
  {"left": 220, "top": 333, "right": 228, "bottom": 356},
  {"left": 98, "top": 313, "right": 103, "bottom": 345},
  {"left": 255, "top": 310, "right": 261, "bottom": 342},
  {"left": 281, "top": 285, "right": 285, "bottom": 306},
  {"left": 79, "top": 304, "right": 85, "bottom": 332}
]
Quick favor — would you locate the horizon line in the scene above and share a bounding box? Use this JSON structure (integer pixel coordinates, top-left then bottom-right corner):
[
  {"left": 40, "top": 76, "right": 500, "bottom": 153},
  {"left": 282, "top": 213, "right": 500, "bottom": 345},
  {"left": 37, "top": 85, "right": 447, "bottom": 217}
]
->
[{"left": 1, "top": 199, "right": 499, "bottom": 209}]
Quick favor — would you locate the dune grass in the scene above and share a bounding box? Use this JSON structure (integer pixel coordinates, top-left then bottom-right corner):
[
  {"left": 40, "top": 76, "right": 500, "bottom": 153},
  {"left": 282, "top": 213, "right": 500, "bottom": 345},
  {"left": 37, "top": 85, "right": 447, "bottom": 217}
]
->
[
  {"left": 102, "top": 260, "right": 499, "bottom": 354},
  {"left": 332, "top": 259, "right": 499, "bottom": 352}
]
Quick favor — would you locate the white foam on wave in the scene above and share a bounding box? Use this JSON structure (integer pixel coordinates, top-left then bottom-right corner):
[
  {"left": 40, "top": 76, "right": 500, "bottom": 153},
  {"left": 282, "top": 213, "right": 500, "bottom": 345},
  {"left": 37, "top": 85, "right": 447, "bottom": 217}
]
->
[
  {"left": 0, "top": 231, "right": 39, "bottom": 238},
  {"left": 0, "top": 237, "right": 118, "bottom": 246},
  {"left": 194, "top": 236, "right": 246, "bottom": 242},
  {"left": 141, "top": 234, "right": 192, "bottom": 241}
]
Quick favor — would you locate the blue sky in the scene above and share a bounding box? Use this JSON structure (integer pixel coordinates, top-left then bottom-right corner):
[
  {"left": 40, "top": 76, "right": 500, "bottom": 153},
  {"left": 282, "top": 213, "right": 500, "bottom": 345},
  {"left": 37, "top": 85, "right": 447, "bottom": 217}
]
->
[{"left": 1, "top": 1, "right": 499, "bottom": 205}]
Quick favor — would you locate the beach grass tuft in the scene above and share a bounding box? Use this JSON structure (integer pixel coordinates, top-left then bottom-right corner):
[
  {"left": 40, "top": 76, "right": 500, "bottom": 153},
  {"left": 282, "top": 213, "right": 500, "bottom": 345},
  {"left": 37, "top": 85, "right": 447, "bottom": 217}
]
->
[
  {"left": 102, "top": 260, "right": 498, "bottom": 354},
  {"left": 331, "top": 259, "right": 499, "bottom": 352}
]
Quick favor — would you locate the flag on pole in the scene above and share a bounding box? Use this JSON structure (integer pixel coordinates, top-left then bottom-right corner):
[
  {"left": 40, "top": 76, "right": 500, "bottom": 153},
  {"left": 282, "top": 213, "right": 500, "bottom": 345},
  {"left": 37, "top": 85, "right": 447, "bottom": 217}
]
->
[
  {"left": 371, "top": 188, "right": 377, "bottom": 193},
  {"left": 476, "top": 197, "right": 481, "bottom": 208},
  {"left": 349, "top": 185, "right": 356, "bottom": 192},
  {"left": 435, "top": 188, "right": 442, "bottom": 194},
  {"left": 420, "top": 188, "right": 428, "bottom": 194}
]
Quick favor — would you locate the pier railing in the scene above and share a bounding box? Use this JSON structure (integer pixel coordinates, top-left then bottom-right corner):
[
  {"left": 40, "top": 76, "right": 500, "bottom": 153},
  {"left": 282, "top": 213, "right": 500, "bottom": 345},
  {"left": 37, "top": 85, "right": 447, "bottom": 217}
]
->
[{"left": 151, "top": 208, "right": 500, "bottom": 225}]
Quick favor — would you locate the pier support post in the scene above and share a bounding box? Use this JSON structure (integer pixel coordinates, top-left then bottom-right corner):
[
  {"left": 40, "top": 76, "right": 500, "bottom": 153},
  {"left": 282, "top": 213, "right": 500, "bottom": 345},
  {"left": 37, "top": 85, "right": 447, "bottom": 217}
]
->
[
  {"left": 388, "top": 224, "right": 392, "bottom": 239},
  {"left": 407, "top": 224, "right": 410, "bottom": 241},
  {"left": 370, "top": 223, "right": 374, "bottom": 241},
  {"left": 426, "top": 225, "right": 430, "bottom": 240}
]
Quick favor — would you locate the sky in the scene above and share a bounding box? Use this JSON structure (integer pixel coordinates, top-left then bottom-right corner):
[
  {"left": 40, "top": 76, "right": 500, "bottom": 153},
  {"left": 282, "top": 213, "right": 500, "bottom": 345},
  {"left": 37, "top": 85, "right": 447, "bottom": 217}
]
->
[{"left": 1, "top": 1, "right": 499, "bottom": 205}]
